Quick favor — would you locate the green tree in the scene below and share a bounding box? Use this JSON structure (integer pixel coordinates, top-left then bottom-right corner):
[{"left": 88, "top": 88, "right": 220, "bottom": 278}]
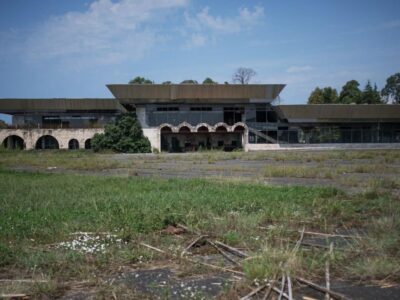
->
[
  {"left": 0, "top": 120, "right": 7, "bottom": 129},
  {"left": 308, "top": 87, "right": 324, "bottom": 104},
  {"left": 202, "top": 77, "right": 218, "bottom": 84},
  {"left": 92, "top": 113, "right": 151, "bottom": 153},
  {"left": 129, "top": 76, "right": 153, "bottom": 84},
  {"left": 308, "top": 87, "right": 338, "bottom": 104},
  {"left": 180, "top": 79, "right": 198, "bottom": 84},
  {"left": 162, "top": 81, "right": 172, "bottom": 85},
  {"left": 338, "top": 80, "right": 361, "bottom": 104},
  {"left": 322, "top": 87, "right": 338, "bottom": 103},
  {"left": 360, "top": 81, "right": 383, "bottom": 104},
  {"left": 381, "top": 73, "right": 400, "bottom": 104}
]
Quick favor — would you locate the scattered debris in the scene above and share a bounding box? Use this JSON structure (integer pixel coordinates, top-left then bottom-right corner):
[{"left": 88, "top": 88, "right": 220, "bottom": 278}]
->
[
  {"left": 163, "top": 225, "right": 186, "bottom": 235},
  {"left": 56, "top": 232, "right": 122, "bottom": 254}
]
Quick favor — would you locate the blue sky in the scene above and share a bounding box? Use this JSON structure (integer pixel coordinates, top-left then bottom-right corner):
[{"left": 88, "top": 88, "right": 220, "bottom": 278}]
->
[{"left": 0, "top": 0, "right": 399, "bottom": 122}]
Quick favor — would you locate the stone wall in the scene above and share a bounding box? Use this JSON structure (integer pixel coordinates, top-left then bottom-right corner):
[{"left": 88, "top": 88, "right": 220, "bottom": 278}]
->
[{"left": 0, "top": 128, "right": 104, "bottom": 150}]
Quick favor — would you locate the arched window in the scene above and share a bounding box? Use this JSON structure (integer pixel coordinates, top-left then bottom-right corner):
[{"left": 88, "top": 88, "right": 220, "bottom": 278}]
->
[
  {"left": 85, "top": 139, "right": 92, "bottom": 149},
  {"left": 233, "top": 125, "right": 245, "bottom": 133},
  {"left": 178, "top": 126, "right": 191, "bottom": 133},
  {"left": 197, "top": 126, "right": 209, "bottom": 133},
  {"left": 68, "top": 139, "right": 79, "bottom": 150},
  {"left": 35, "top": 135, "right": 59, "bottom": 150},
  {"left": 215, "top": 126, "right": 228, "bottom": 133},
  {"left": 160, "top": 126, "right": 173, "bottom": 133},
  {"left": 2, "top": 135, "right": 25, "bottom": 150}
]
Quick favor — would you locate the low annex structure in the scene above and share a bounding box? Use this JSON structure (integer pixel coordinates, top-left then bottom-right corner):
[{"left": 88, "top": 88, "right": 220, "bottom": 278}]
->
[{"left": 0, "top": 84, "right": 399, "bottom": 151}]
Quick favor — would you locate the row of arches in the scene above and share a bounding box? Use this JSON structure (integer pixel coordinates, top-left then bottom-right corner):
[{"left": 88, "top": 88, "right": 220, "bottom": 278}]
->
[
  {"left": 160, "top": 122, "right": 247, "bottom": 134},
  {"left": 1, "top": 135, "right": 92, "bottom": 150}
]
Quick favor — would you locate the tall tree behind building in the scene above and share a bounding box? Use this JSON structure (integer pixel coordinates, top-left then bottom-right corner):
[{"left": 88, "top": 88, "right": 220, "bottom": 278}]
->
[
  {"left": 338, "top": 80, "right": 362, "bottom": 104},
  {"left": 360, "top": 81, "right": 383, "bottom": 104},
  {"left": 381, "top": 73, "right": 400, "bottom": 104},
  {"left": 129, "top": 76, "right": 153, "bottom": 84},
  {"left": 232, "top": 67, "right": 256, "bottom": 84},
  {"left": 308, "top": 87, "right": 338, "bottom": 104}
]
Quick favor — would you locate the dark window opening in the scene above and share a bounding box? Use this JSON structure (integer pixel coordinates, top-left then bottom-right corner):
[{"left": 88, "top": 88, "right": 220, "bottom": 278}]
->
[
  {"left": 85, "top": 139, "right": 92, "bottom": 149},
  {"left": 256, "top": 111, "right": 267, "bottom": 123},
  {"left": 267, "top": 111, "right": 278, "bottom": 123},
  {"left": 68, "top": 139, "right": 79, "bottom": 150},
  {"left": 36, "top": 135, "right": 59, "bottom": 150},
  {"left": 223, "top": 107, "right": 243, "bottom": 125},
  {"left": 190, "top": 107, "right": 212, "bottom": 111},
  {"left": 156, "top": 107, "right": 179, "bottom": 111}
]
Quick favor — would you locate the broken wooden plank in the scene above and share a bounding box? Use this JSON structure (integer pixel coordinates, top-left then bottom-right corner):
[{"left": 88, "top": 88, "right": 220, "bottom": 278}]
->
[
  {"left": 278, "top": 275, "right": 286, "bottom": 300},
  {"left": 262, "top": 280, "right": 275, "bottom": 300},
  {"left": 183, "top": 257, "right": 245, "bottom": 276},
  {"left": 139, "top": 242, "right": 165, "bottom": 254},
  {"left": 214, "top": 240, "right": 248, "bottom": 258},
  {"left": 287, "top": 275, "right": 293, "bottom": 300},
  {"left": 297, "top": 277, "right": 352, "bottom": 300},
  {"left": 182, "top": 235, "right": 207, "bottom": 255},
  {"left": 0, "top": 294, "right": 28, "bottom": 299},
  {"left": 240, "top": 284, "right": 267, "bottom": 300},
  {"left": 0, "top": 279, "right": 48, "bottom": 283},
  {"left": 207, "top": 240, "right": 240, "bottom": 266}
]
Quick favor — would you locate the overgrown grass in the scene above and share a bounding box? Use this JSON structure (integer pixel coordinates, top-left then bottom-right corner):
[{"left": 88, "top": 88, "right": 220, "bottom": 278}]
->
[
  {"left": 0, "top": 148, "right": 399, "bottom": 297},
  {"left": 0, "top": 170, "right": 340, "bottom": 243},
  {"left": 0, "top": 150, "right": 123, "bottom": 170},
  {"left": 1, "top": 169, "right": 399, "bottom": 287}
]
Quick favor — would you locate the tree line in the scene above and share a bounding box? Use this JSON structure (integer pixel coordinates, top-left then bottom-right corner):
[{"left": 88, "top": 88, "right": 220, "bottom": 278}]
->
[
  {"left": 308, "top": 73, "right": 400, "bottom": 104},
  {"left": 128, "top": 67, "right": 257, "bottom": 85}
]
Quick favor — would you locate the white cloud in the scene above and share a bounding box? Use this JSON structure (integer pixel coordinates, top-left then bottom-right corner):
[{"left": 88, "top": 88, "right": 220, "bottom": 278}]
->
[
  {"left": 286, "top": 65, "right": 313, "bottom": 73},
  {"left": 184, "top": 5, "right": 264, "bottom": 47},
  {"left": 379, "top": 19, "right": 400, "bottom": 30},
  {"left": 24, "top": 0, "right": 188, "bottom": 67},
  {"left": 187, "top": 33, "right": 207, "bottom": 48}
]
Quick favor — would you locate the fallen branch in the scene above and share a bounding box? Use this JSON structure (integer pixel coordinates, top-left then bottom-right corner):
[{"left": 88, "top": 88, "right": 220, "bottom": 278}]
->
[
  {"left": 139, "top": 242, "right": 165, "bottom": 254},
  {"left": 301, "top": 230, "right": 361, "bottom": 239},
  {"left": 262, "top": 280, "right": 275, "bottom": 300},
  {"left": 240, "top": 284, "right": 267, "bottom": 300},
  {"left": 181, "top": 235, "right": 207, "bottom": 257},
  {"left": 278, "top": 275, "right": 286, "bottom": 300},
  {"left": 297, "top": 277, "right": 352, "bottom": 300},
  {"left": 287, "top": 275, "right": 293, "bottom": 300},
  {"left": 0, "top": 294, "right": 28, "bottom": 299},
  {"left": 207, "top": 240, "right": 240, "bottom": 266},
  {"left": 183, "top": 257, "right": 244, "bottom": 276},
  {"left": 214, "top": 241, "right": 248, "bottom": 258},
  {"left": 325, "top": 243, "right": 333, "bottom": 300},
  {"left": 0, "top": 279, "right": 48, "bottom": 283}
]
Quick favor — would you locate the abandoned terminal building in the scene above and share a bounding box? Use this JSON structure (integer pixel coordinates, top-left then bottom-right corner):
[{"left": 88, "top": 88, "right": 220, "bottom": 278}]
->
[{"left": 0, "top": 83, "right": 400, "bottom": 152}]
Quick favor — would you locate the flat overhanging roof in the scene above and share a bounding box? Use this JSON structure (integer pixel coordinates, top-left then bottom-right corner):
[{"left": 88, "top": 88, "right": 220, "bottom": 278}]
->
[
  {"left": 0, "top": 98, "right": 126, "bottom": 114},
  {"left": 276, "top": 104, "right": 400, "bottom": 123},
  {"left": 106, "top": 84, "right": 286, "bottom": 103}
]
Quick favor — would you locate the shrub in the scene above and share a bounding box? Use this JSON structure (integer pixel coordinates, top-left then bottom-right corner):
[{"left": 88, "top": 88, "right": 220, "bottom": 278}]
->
[{"left": 92, "top": 113, "right": 151, "bottom": 153}]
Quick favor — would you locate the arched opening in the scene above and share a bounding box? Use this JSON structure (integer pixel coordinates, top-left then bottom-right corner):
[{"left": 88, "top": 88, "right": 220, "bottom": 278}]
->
[
  {"left": 197, "top": 126, "right": 209, "bottom": 133},
  {"left": 178, "top": 126, "right": 191, "bottom": 133},
  {"left": 160, "top": 126, "right": 173, "bottom": 133},
  {"left": 2, "top": 135, "right": 25, "bottom": 150},
  {"left": 85, "top": 139, "right": 92, "bottom": 149},
  {"left": 35, "top": 135, "right": 59, "bottom": 150},
  {"left": 233, "top": 125, "right": 245, "bottom": 133},
  {"left": 68, "top": 139, "right": 79, "bottom": 150},
  {"left": 215, "top": 126, "right": 228, "bottom": 133}
]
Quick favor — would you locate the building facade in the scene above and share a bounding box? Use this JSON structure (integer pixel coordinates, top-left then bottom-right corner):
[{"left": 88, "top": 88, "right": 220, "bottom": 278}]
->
[{"left": 1, "top": 84, "right": 400, "bottom": 151}]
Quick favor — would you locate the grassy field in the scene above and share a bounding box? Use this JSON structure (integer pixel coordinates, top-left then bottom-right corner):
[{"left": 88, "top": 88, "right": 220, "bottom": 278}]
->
[{"left": 0, "top": 157, "right": 399, "bottom": 298}]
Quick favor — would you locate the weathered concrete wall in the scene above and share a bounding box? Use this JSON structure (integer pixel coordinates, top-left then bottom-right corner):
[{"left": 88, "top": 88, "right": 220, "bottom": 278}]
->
[
  {"left": 0, "top": 128, "right": 104, "bottom": 150},
  {"left": 142, "top": 128, "right": 160, "bottom": 151}
]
